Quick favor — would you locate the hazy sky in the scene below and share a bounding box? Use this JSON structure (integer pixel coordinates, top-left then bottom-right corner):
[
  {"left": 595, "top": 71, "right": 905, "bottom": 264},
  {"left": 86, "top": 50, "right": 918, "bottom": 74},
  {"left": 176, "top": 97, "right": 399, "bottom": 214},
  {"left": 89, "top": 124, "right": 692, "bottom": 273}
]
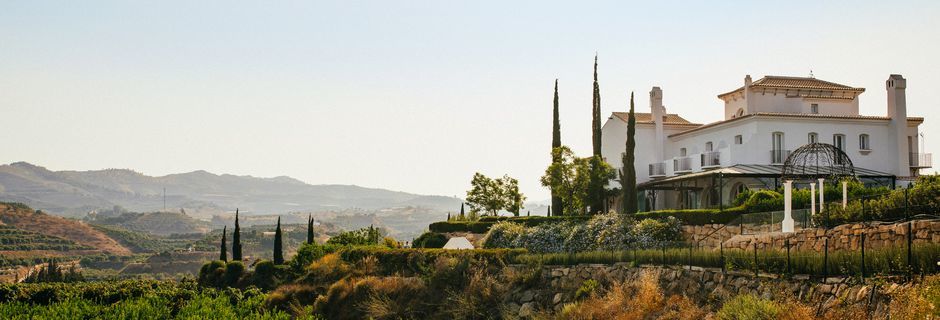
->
[{"left": 2, "top": 1, "right": 939, "bottom": 201}]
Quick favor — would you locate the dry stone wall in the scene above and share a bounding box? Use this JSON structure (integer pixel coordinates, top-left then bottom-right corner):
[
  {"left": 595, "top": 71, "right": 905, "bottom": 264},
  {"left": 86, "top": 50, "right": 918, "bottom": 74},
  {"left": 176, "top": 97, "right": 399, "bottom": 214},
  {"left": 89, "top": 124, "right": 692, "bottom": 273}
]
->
[
  {"left": 721, "top": 219, "right": 940, "bottom": 252},
  {"left": 504, "top": 263, "right": 909, "bottom": 318}
]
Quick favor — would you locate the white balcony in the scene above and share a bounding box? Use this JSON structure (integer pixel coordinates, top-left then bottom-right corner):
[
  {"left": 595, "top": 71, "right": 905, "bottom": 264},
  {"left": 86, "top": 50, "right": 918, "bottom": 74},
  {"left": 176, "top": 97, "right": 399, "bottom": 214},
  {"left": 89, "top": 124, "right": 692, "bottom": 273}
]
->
[
  {"left": 910, "top": 153, "right": 933, "bottom": 168},
  {"left": 700, "top": 151, "right": 721, "bottom": 169},
  {"left": 673, "top": 157, "right": 692, "bottom": 174},
  {"left": 648, "top": 162, "right": 666, "bottom": 178}
]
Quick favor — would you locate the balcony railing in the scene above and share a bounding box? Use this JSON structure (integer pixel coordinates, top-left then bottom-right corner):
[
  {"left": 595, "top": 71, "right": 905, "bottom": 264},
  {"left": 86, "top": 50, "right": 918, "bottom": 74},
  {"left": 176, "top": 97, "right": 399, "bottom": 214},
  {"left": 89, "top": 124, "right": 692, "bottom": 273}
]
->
[
  {"left": 770, "top": 150, "right": 791, "bottom": 165},
  {"left": 700, "top": 151, "right": 720, "bottom": 168},
  {"left": 910, "top": 153, "right": 933, "bottom": 168},
  {"left": 673, "top": 157, "right": 692, "bottom": 173},
  {"left": 648, "top": 163, "right": 666, "bottom": 178}
]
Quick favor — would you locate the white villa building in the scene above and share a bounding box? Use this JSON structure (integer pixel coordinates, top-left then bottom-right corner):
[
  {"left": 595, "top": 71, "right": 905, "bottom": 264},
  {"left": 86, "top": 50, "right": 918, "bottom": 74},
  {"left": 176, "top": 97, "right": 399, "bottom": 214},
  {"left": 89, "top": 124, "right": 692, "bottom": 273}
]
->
[{"left": 601, "top": 74, "right": 931, "bottom": 211}]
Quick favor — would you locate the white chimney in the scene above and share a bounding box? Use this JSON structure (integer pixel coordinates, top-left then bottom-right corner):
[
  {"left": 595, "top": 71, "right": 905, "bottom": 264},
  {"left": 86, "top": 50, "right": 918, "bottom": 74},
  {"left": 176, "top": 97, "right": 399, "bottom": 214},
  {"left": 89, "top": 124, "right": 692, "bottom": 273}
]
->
[
  {"left": 886, "top": 74, "right": 909, "bottom": 176},
  {"left": 744, "top": 75, "right": 753, "bottom": 115},
  {"left": 650, "top": 87, "right": 665, "bottom": 163}
]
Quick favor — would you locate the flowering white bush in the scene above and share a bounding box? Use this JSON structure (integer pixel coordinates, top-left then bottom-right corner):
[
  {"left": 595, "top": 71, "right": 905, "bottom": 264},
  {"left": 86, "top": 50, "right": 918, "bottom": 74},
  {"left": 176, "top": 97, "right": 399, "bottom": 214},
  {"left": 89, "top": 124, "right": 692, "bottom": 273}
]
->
[
  {"left": 481, "top": 221, "right": 526, "bottom": 249},
  {"left": 634, "top": 216, "right": 682, "bottom": 249},
  {"left": 479, "top": 212, "right": 684, "bottom": 253},
  {"left": 515, "top": 222, "right": 571, "bottom": 253}
]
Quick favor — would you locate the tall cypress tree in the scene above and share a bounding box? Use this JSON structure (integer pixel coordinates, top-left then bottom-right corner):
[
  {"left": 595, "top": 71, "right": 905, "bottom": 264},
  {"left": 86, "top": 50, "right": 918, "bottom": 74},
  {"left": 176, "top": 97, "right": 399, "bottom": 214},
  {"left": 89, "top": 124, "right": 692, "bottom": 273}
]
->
[
  {"left": 621, "top": 92, "right": 638, "bottom": 214},
  {"left": 306, "top": 214, "right": 315, "bottom": 244},
  {"left": 232, "top": 209, "right": 242, "bottom": 261},
  {"left": 273, "top": 216, "right": 284, "bottom": 265},
  {"left": 592, "top": 54, "right": 602, "bottom": 156},
  {"left": 551, "top": 79, "right": 564, "bottom": 216},
  {"left": 219, "top": 226, "right": 228, "bottom": 262},
  {"left": 587, "top": 54, "right": 608, "bottom": 213},
  {"left": 459, "top": 203, "right": 465, "bottom": 220}
]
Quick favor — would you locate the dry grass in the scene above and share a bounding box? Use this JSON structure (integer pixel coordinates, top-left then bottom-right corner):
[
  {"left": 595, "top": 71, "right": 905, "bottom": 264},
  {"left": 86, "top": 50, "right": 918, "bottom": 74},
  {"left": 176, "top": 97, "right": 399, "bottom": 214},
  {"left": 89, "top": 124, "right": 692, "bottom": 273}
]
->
[
  {"left": 312, "top": 276, "right": 427, "bottom": 320},
  {"left": 558, "top": 269, "right": 706, "bottom": 320},
  {"left": 887, "top": 274, "right": 940, "bottom": 320}
]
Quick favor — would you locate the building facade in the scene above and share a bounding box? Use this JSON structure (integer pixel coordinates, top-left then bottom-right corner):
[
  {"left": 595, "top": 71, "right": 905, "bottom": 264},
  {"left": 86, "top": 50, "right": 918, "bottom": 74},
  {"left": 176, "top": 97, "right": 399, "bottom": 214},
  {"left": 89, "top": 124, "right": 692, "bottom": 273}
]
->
[{"left": 601, "top": 74, "right": 931, "bottom": 211}]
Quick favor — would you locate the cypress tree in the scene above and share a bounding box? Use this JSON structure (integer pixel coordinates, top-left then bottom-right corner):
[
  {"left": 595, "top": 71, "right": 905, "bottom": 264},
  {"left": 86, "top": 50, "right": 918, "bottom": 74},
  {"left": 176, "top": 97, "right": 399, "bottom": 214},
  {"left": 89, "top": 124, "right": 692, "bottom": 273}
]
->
[
  {"left": 587, "top": 53, "right": 608, "bottom": 214},
  {"left": 232, "top": 209, "right": 242, "bottom": 261},
  {"left": 273, "top": 216, "right": 284, "bottom": 265},
  {"left": 621, "top": 92, "right": 638, "bottom": 214},
  {"left": 459, "top": 203, "right": 466, "bottom": 220},
  {"left": 592, "top": 54, "right": 602, "bottom": 156},
  {"left": 547, "top": 205, "right": 551, "bottom": 217},
  {"left": 551, "top": 79, "right": 564, "bottom": 216},
  {"left": 219, "top": 226, "right": 228, "bottom": 262},
  {"left": 306, "top": 214, "right": 315, "bottom": 244}
]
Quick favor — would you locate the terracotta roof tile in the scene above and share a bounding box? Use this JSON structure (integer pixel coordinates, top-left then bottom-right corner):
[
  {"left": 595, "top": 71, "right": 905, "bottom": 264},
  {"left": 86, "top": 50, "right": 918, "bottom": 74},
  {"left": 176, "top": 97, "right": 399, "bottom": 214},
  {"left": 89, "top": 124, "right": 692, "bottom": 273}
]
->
[
  {"left": 611, "top": 112, "right": 699, "bottom": 125},
  {"left": 719, "top": 76, "right": 865, "bottom": 98}
]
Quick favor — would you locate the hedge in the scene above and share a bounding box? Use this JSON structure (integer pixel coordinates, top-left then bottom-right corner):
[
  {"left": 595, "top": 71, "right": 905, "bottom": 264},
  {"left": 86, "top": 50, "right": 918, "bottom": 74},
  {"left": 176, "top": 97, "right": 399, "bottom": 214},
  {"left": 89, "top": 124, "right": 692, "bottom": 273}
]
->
[
  {"left": 634, "top": 206, "right": 746, "bottom": 225},
  {"left": 432, "top": 216, "right": 592, "bottom": 233},
  {"left": 337, "top": 247, "right": 527, "bottom": 275}
]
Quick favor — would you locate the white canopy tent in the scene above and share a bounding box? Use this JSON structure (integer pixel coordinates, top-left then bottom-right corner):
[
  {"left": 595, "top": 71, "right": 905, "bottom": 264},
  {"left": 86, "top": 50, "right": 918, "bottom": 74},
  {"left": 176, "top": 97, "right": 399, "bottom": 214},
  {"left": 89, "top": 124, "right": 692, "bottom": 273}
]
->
[{"left": 442, "top": 237, "right": 474, "bottom": 250}]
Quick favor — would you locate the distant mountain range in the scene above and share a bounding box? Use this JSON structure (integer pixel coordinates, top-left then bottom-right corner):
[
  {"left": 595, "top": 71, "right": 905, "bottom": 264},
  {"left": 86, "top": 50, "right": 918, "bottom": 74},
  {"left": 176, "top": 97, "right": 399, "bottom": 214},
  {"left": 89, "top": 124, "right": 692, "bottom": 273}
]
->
[{"left": 0, "top": 162, "right": 462, "bottom": 219}]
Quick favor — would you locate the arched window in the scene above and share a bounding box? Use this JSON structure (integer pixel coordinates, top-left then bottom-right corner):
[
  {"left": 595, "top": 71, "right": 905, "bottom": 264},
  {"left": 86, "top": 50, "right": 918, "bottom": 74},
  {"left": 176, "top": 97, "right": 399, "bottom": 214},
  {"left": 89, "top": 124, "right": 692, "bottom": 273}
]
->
[
  {"left": 859, "top": 134, "right": 870, "bottom": 150},
  {"left": 734, "top": 109, "right": 745, "bottom": 118},
  {"left": 808, "top": 132, "right": 818, "bottom": 144}
]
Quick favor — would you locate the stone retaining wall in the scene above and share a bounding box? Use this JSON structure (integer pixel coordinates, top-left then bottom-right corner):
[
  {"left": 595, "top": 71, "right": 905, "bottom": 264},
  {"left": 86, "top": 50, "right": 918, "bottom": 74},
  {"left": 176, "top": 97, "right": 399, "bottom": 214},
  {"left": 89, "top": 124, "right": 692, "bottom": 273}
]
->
[
  {"left": 722, "top": 219, "right": 940, "bottom": 252},
  {"left": 504, "top": 263, "right": 909, "bottom": 318},
  {"left": 681, "top": 220, "right": 940, "bottom": 252}
]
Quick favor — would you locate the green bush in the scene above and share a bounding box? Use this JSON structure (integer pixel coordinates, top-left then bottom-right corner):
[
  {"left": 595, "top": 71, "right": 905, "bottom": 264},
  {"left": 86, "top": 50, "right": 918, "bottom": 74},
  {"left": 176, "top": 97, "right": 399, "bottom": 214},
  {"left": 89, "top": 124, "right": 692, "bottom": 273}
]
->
[
  {"left": 427, "top": 221, "right": 494, "bottom": 233},
  {"left": 716, "top": 294, "right": 780, "bottom": 320},
  {"left": 744, "top": 190, "right": 783, "bottom": 213},
  {"left": 413, "top": 232, "right": 447, "bottom": 248},
  {"left": 635, "top": 206, "right": 745, "bottom": 225},
  {"left": 288, "top": 242, "right": 342, "bottom": 275},
  {"left": 819, "top": 175, "right": 940, "bottom": 225},
  {"left": 429, "top": 215, "right": 591, "bottom": 233}
]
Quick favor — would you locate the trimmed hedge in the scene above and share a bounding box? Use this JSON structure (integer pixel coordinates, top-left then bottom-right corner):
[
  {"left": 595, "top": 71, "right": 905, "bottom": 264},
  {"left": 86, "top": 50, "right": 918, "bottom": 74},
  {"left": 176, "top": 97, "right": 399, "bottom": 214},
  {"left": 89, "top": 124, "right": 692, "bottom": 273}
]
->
[
  {"left": 431, "top": 215, "right": 591, "bottom": 233},
  {"left": 634, "top": 206, "right": 745, "bottom": 225},
  {"left": 337, "top": 247, "right": 527, "bottom": 275}
]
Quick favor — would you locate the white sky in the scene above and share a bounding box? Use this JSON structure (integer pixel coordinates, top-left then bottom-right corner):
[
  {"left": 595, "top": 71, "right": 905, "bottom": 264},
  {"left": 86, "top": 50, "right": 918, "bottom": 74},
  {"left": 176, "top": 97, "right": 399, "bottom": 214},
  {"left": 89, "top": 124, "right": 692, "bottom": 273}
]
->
[{"left": 1, "top": 1, "right": 938, "bottom": 202}]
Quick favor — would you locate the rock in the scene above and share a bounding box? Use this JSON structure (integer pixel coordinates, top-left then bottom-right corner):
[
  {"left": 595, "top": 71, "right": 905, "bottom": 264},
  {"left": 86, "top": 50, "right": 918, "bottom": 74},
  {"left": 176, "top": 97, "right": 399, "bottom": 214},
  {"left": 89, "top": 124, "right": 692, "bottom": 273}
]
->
[
  {"left": 553, "top": 293, "right": 563, "bottom": 305},
  {"left": 506, "top": 302, "right": 521, "bottom": 314},
  {"left": 519, "top": 302, "right": 536, "bottom": 318},
  {"left": 818, "top": 284, "right": 833, "bottom": 294},
  {"left": 519, "top": 290, "right": 535, "bottom": 303}
]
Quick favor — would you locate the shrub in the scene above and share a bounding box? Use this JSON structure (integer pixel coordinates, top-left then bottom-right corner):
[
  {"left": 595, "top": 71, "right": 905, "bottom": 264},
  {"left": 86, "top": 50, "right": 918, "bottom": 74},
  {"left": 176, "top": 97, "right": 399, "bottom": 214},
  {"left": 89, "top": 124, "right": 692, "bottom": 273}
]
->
[
  {"left": 573, "top": 279, "right": 598, "bottom": 300},
  {"left": 634, "top": 207, "right": 745, "bottom": 225},
  {"left": 302, "top": 253, "right": 352, "bottom": 286},
  {"left": 744, "top": 190, "right": 783, "bottom": 213},
  {"left": 427, "top": 221, "right": 494, "bottom": 233},
  {"left": 198, "top": 260, "right": 226, "bottom": 288},
  {"left": 313, "top": 276, "right": 427, "bottom": 320},
  {"left": 252, "top": 260, "right": 279, "bottom": 290},
  {"left": 413, "top": 232, "right": 447, "bottom": 249},
  {"left": 515, "top": 222, "right": 571, "bottom": 253},
  {"left": 634, "top": 217, "right": 682, "bottom": 248},
  {"left": 716, "top": 294, "right": 780, "bottom": 320},
  {"left": 382, "top": 237, "right": 399, "bottom": 248},
  {"left": 223, "top": 261, "right": 245, "bottom": 287},
  {"left": 288, "top": 243, "right": 341, "bottom": 276},
  {"left": 480, "top": 222, "right": 525, "bottom": 249}
]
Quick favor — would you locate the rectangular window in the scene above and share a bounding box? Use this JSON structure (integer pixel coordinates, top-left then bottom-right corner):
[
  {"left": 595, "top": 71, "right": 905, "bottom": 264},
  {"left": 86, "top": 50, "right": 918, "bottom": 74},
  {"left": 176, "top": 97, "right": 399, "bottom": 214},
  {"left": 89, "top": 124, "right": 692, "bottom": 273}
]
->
[
  {"left": 705, "top": 142, "right": 713, "bottom": 152},
  {"left": 808, "top": 133, "right": 818, "bottom": 144},
  {"left": 859, "top": 134, "right": 870, "bottom": 150},
  {"left": 734, "top": 135, "right": 742, "bottom": 145},
  {"left": 811, "top": 104, "right": 819, "bottom": 114},
  {"left": 833, "top": 134, "right": 845, "bottom": 150},
  {"left": 679, "top": 148, "right": 687, "bottom": 157}
]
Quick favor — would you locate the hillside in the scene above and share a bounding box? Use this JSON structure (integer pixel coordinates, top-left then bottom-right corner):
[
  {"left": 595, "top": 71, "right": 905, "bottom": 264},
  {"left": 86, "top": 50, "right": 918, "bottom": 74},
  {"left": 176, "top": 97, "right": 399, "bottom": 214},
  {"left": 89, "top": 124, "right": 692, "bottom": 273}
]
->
[
  {"left": 0, "top": 162, "right": 461, "bottom": 218},
  {"left": 91, "top": 211, "right": 212, "bottom": 236},
  {"left": 0, "top": 203, "right": 131, "bottom": 255}
]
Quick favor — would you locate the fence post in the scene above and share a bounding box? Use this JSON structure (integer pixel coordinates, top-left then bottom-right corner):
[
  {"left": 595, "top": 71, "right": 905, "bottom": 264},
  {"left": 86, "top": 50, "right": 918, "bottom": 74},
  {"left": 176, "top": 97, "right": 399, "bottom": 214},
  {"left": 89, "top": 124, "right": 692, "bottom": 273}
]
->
[
  {"left": 786, "top": 238, "right": 791, "bottom": 276},
  {"left": 908, "top": 221, "right": 913, "bottom": 281},
  {"left": 753, "top": 242, "right": 758, "bottom": 277},
  {"left": 662, "top": 244, "right": 666, "bottom": 266},
  {"left": 904, "top": 187, "right": 910, "bottom": 220},
  {"left": 823, "top": 237, "right": 829, "bottom": 280},
  {"left": 720, "top": 242, "right": 725, "bottom": 273},
  {"left": 860, "top": 232, "right": 866, "bottom": 280},
  {"left": 688, "top": 244, "right": 693, "bottom": 270}
]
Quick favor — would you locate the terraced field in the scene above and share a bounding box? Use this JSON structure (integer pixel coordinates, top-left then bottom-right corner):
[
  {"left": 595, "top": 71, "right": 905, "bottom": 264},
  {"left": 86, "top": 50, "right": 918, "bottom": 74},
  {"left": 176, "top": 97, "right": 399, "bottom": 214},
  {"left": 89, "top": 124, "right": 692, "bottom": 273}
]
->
[{"left": 0, "top": 225, "right": 94, "bottom": 251}]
